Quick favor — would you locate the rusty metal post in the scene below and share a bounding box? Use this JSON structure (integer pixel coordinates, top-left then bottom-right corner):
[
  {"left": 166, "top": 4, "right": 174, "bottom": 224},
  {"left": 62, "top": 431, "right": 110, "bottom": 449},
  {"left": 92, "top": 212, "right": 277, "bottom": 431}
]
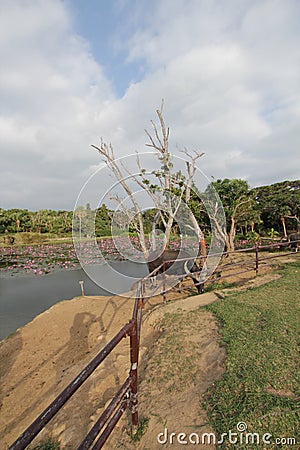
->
[
  {"left": 129, "top": 315, "right": 139, "bottom": 427},
  {"left": 136, "top": 282, "right": 144, "bottom": 346},
  {"left": 255, "top": 243, "right": 259, "bottom": 275},
  {"left": 162, "top": 262, "right": 166, "bottom": 303}
]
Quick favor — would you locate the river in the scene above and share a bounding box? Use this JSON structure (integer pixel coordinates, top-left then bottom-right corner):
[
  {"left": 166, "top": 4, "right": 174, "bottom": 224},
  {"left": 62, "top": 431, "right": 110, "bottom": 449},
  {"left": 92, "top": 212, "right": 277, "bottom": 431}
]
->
[{"left": 0, "top": 261, "right": 148, "bottom": 341}]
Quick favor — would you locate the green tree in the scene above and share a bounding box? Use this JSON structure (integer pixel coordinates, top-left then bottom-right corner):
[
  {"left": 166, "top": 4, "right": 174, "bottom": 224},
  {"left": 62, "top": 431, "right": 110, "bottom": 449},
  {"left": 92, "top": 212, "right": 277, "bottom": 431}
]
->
[
  {"left": 252, "top": 180, "right": 300, "bottom": 236},
  {"left": 206, "top": 178, "right": 258, "bottom": 251},
  {"left": 95, "top": 204, "right": 112, "bottom": 236}
]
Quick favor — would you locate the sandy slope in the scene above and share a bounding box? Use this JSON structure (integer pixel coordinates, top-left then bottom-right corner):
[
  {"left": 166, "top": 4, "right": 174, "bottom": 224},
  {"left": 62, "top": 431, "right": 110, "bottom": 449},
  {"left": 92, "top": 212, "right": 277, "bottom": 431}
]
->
[{"left": 0, "top": 261, "right": 287, "bottom": 449}]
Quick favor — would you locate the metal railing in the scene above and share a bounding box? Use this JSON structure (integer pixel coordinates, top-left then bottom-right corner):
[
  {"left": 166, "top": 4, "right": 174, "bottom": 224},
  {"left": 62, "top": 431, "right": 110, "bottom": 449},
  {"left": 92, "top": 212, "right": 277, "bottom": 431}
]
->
[
  {"left": 8, "top": 283, "right": 145, "bottom": 450},
  {"left": 196, "top": 240, "right": 300, "bottom": 290},
  {"left": 135, "top": 240, "right": 299, "bottom": 303},
  {"left": 7, "top": 239, "right": 299, "bottom": 449}
]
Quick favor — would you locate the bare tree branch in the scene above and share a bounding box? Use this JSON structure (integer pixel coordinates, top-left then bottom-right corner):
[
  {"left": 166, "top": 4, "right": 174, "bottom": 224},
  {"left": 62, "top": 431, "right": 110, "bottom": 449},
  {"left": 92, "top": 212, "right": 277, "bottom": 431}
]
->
[
  {"left": 181, "top": 148, "right": 205, "bottom": 202},
  {"left": 92, "top": 105, "right": 206, "bottom": 257},
  {"left": 92, "top": 141, "right": 149, "bottom": 257}
]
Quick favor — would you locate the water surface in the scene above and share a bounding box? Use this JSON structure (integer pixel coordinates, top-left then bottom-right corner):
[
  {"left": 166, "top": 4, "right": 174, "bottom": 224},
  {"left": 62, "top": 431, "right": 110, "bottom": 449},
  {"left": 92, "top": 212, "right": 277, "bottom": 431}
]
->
[{"left": 0, "top": 262, "right": 148, "bottom": 340}]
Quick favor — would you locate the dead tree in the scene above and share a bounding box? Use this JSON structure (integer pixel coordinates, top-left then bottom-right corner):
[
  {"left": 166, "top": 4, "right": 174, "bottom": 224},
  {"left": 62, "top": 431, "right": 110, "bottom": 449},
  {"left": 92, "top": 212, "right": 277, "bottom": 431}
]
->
[{"left": 92, "top": 103, "right": 207, "bottom": 260}]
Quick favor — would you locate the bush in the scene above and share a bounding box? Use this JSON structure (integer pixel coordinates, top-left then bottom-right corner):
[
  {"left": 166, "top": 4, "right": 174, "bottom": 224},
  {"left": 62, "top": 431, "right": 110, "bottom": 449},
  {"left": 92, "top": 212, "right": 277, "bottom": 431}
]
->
[{"left": 245, "top": 230, "right": 260, "bottom": 245}]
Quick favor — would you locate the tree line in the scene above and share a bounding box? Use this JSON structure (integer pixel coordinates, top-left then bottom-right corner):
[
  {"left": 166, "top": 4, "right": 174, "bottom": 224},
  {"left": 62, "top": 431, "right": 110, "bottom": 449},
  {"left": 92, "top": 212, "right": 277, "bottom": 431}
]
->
[
  {"left": 1, "top": 179, "right": 299, "bottom": 247},
  {"left": 0, "top": 204, "right": 111, "bottom": 238}
]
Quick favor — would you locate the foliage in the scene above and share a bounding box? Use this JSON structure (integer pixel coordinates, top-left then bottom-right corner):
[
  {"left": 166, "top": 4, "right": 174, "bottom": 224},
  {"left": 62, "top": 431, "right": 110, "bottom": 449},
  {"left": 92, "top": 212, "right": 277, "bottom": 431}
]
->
[
  {"left": 30, "top": 438, "right": 60, "bottom": 450},
  {"left": 252, "top": 180, "right": 300, "bottom": 233},
  {"left": 212, "top": 178, "right": 259, "bottom": 229},
  {"left": 267, "top": 228, "right": 280, "bottom": 240},
  {"left": 0, "top": 206, "right": 111, "bottom": 238},
  {"left": 129, "top": 417, "right": 150, "bottom": 442},
  {"left": 1, "top": 179, "right": 299, "bottom": 243},
  {"left": 201, "top": 178, "right": 259, "bottom": 251},
  {"left": 0, "top": 208, "right": 73, "bottom": 235},
  {"left": 205, "top": 261, "right": 299, "bottom": 449},
  {"left": 245, "top": 230, "right": 260, "bottom": 244},
  {"left": 95, "top": 204, "right": 112, "bottom": 236}
]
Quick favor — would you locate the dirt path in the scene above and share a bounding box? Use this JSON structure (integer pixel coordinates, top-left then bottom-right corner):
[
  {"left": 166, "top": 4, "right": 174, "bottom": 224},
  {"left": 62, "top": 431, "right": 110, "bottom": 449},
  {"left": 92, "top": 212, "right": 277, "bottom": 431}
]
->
[
  {"left": 112, "top": 292, "right": 225, "bottom": 450},
  {"left": 0, "top": 257, "right": 293, "bottom": 449}
]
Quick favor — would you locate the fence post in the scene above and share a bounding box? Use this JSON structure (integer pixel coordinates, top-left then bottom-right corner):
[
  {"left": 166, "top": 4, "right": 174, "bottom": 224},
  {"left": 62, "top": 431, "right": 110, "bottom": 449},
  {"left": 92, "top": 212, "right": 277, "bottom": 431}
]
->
[
  {"left": 79, "top": 280, "right": 85, "bottom": 296},
  {"left": 162, "top": 262, "right": 166, "bottom": 303},
  {"left": 255, "top": 242, "right": 259, "bottom": 275},
  {"left": 129, "top": 316, "right": 139, "bottom": 427}
]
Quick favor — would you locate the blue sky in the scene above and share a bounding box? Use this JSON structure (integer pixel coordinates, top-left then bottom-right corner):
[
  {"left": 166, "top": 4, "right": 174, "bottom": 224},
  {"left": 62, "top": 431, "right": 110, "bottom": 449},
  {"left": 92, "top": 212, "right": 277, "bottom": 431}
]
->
[
  {"left": 0, "top": 0, "right": 299, "bottom": 210},
  {"left": 69, "top": 0, "right": 145, "bottom": 96}
]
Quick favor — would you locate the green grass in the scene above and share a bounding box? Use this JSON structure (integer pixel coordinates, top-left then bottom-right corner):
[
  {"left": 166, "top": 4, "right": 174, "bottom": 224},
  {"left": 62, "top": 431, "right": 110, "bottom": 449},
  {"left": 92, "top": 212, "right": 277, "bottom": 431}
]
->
[
  {"left": 1, "top": 232, "right": 73, "bottom": 246},
  {"left": 129, "top": 417, "right": 150, "bottom": 442},
  {"left": 142, "top": 309, "right": 208, "bottom": 393},
  {"left": 204, "top": 280, "right": 237, "bottom": 292},
  {"left": 29, "top": 438, "right": 60, "bottom": 450},
  {"left": 205, "top": 261, "right": 299, "bottom": 449}
]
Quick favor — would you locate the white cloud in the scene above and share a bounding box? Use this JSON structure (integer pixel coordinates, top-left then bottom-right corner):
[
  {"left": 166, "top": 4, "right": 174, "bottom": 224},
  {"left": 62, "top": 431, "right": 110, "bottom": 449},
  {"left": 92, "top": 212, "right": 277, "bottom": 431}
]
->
[
  {"left": 1, "top": 0, "right": 299, "bottom": 210},
  {"left": 114, "top": 0, "right": 300, "bottom": 187},
  {"left": 0, "top": 0, "right": 117, "bottom": 209}
]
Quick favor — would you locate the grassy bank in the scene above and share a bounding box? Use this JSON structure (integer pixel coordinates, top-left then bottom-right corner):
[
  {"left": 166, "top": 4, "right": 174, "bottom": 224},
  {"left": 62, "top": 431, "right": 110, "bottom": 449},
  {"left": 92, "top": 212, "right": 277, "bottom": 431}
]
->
[
  {"left": 0, "top": 232, "right": 73, "bottom": 246},
  {"left": 205, "top": 260, "right": 299, "bottom": 448}
]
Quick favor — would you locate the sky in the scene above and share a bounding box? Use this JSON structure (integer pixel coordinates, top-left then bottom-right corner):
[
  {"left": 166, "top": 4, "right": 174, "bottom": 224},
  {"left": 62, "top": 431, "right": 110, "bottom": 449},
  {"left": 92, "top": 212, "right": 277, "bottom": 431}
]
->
[{"left": 1, "top": 0, "right": 299, "bottom": 211}]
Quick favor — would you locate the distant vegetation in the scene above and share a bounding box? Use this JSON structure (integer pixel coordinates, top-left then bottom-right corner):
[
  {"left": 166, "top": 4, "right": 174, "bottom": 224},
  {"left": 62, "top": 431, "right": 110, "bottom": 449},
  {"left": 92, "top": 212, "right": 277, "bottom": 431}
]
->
[
  {"left": 1, "top": 179, "right": 299, "bottom": 249},
  {"left": 0, "top": 204, "right": 111, "bottom": 243}
]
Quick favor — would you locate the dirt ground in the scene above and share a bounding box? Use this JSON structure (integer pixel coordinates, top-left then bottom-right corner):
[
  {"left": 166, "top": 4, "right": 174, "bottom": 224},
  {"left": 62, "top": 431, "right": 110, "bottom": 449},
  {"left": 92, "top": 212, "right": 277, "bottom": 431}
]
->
[{"left": 0, "top": 255, "right": 296, "bottom": 449}]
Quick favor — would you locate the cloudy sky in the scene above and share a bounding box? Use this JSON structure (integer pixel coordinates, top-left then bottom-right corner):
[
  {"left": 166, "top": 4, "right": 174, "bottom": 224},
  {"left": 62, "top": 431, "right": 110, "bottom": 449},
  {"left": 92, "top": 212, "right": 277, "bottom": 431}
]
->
[{"left": 1, "top": 0, "right": 299, "bottom": 211}]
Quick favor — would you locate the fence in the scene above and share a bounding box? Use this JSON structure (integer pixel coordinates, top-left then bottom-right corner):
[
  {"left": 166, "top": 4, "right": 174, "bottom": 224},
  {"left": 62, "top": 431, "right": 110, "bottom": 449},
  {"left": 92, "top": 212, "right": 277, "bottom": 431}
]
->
[
  {"left": 141, "top": 239, "right": 299, "bottom": 302},
  {"left": 196, "top": 240, "right": 299, "bottom": 291},
  {"left": 8, "top": 282, "right": 145, "bottom": 450},
  {"left": 7, "top": 240, "right": 299, "bottom": 449}
]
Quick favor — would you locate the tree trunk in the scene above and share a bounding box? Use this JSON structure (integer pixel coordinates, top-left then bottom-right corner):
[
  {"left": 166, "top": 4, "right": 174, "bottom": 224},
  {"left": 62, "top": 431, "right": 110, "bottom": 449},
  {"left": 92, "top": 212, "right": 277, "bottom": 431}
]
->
[
  {"left": 225, "top": 234, "right": 234, "bottom": 252},
  {"left": 164, "top": 216, "right": 173, "bottom": 251},
  {"left": 281, "top": 217, "right": 287, "bottom": 238},
  {"left": 225, "top": 217, "right": 236, "bottom": 252},
  {"left": 150, "top": 213, "right": 159, "bottom": 252},
  {"left": 137, "top": 211, "right": 149, "bottom": 259}
]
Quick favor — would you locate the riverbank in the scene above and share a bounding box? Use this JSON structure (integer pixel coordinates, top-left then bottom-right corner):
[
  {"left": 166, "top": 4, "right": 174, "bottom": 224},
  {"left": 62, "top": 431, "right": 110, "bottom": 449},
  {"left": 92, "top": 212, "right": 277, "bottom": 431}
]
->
[
  {"left": 1, "top": 257, "right": 297, "bottom": 449},
  {"left": 0, "top": 248, "right": 232, "bottom": 450},
  {"left": 0, "top": 291, "right": 139, "bottom": 448},
  {"left": 1, "top": 285, "right": 204, "bottom": 449}
]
